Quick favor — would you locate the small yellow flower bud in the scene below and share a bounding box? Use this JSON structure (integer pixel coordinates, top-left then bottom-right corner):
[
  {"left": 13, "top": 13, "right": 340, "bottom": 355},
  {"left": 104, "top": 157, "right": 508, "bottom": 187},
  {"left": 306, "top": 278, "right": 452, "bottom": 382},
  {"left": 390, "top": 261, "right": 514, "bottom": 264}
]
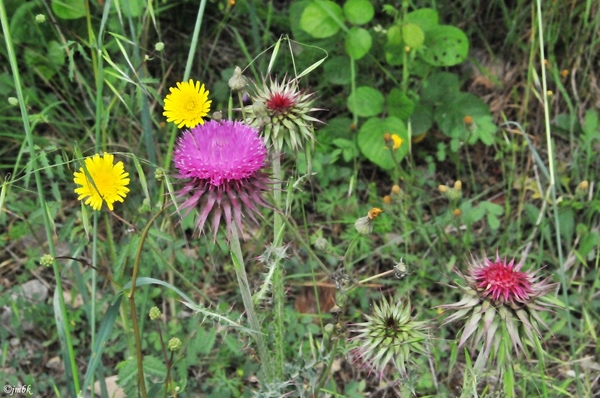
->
[
  {"left": 463, "top": 115, "right": 473, "bottom": 125},
  {"left": 383, "top": 132, "right": 392, "bottom": 142},
  {"left": 576, "top": 180, "right": 589, "bottom": 197},
  {"left": 368, "top": 207, "right": 384, "bottom": 220},
  {"left": 560, "top": 69, "right": 569, "bottom": 77},
  {"left": 454, "top": 180, "right": 462, "bottom": 190},
  {"left": 40, "top": 254, "right": 54, "bottom": 267},
  {"left": 438, "top": 185, "right": 448, "bottom": 193},
  {"left": 405, "top": 46, "right": 411, "bottom": 52},
  {"left": 547, "top": 90, "right": 553, "bottom": 96},
  {"left": 453, "top": 208, "right": 462, "bottom": 217},
  {"left": 391, "top": 185, "right": 401, "bottom": 195},
  {"left": 149, "top": 307, "right": 162, "bottom": 320},
  {"left": 383, "top": 195, "right": 392, "bottom": 204},
  {"left": 154, "top": 168, "right": 164, "bottom": 182},
  {"left": 168, "top": 337, "right": 182, "bottom": 351}
]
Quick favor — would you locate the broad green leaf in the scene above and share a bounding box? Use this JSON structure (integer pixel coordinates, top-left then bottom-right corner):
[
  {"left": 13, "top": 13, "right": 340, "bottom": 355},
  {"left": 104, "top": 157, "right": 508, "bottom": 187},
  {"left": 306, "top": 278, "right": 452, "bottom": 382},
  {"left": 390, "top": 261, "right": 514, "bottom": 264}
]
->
[
  {"left": 52, "top": 0, "right": 86, "bottom": 19},
  {"left": 384, "top": 42, "right": 405, "bottom": 66},
  {"left": 422, "top": 25, "right": 469, "bottom": 66},
  {"left": 24, "top": 41, "right": 65, "bottom": 80},
  {"left": 387, "top": 25, "right": 402, "bottom": 46},
  {"left": 357, "top": 116, "right": 409, "bottom": 170},
  {"left": 324, "top": 56, "right": 351, "bottom": 85},
  {"left": 347, "top": 86, "right": 384, "bottom": 117},
  {"left": 344, "top": 27, "right": 372, "bottom": 60},
  {"left": 300, "top": 1, "right": 344, "bottom": 38},
  {"left": 402, "top": 23, "right": 425, "bottom": 49},
  {"left": 421, "top": 72, "right": 460, "bottom": 105},
  {"left": 343, "top": 0, "right": 374, "bottom": 25},
  {"left": 410, "top": 104, "right": 434, "bottom": 136},
  {"left": 482, "top": 200, "right": 503, "bottom": 215},
  {"left": 435, "top": 92, "right": 496, "bottom": 146},
  {"left": 387, "top": 88, "right": 415, "bottom": 121},
  {"left": 405, "top": 8, "right": 439, "bottom": 32}
]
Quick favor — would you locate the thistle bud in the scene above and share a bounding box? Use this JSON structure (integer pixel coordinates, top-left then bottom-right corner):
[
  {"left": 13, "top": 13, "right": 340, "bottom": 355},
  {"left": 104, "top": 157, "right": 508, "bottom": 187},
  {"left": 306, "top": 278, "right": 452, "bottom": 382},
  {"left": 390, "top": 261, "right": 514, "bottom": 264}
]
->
[{"left": 228, "top": 66, "right": 248, "bottom": 91}]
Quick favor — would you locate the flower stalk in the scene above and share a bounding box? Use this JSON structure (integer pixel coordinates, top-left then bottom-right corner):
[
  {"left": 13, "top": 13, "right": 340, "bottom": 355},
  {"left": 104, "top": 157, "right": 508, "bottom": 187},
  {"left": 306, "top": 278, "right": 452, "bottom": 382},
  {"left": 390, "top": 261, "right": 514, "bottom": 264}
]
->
[
  {"left": 229, "top": 226, "right": 272, "bottom": 382},
  {"left": 271, "top": 155, "right": 286, "bottom": 379}
]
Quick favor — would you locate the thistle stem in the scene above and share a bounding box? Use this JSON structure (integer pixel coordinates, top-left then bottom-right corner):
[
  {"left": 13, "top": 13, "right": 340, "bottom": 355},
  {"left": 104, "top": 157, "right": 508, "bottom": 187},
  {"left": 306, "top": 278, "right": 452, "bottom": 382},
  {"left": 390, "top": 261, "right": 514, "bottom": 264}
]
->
[
  {"left": 229, "top": 226, "right": 272, "bottom": 383},
  {"left": 271, "top": 154, "right": 286, "bottom": 380}
]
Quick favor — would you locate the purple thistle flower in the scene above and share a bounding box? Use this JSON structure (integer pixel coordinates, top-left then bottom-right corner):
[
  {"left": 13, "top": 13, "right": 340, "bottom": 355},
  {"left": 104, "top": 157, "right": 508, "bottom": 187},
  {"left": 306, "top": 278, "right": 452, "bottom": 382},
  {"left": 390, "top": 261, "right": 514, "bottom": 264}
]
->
[{"left": 173, "top": 120, "right": 271, "bottom": 240}]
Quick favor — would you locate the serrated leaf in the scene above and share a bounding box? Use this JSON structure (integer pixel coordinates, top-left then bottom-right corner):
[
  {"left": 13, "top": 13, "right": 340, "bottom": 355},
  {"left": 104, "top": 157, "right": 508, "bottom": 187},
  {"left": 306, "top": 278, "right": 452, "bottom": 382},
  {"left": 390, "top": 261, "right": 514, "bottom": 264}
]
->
[
  {"left": 343, "top": 0, "right": 374, "bottom": 25},
  {"left": 357, "top": 116, "right": 408, "bottom": 170},
  {"left": 300, "top": 1, "right": 344, "bottom": 38},
  {"left": 422, "top": 25, "right": 469, "bottom": 66},
  {"left": 347, "top": 86, "right": 384, "bottom": 117}
]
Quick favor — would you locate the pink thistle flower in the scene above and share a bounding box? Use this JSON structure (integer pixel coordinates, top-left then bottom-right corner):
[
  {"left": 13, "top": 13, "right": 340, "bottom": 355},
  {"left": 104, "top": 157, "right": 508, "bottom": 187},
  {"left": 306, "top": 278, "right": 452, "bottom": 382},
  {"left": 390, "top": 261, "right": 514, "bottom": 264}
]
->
[
  {"left": 173, "top": 120, "right": 271, "bottom": 240},
  {"left": 438, "top": 252, "right": 557, "bottom": 368}
]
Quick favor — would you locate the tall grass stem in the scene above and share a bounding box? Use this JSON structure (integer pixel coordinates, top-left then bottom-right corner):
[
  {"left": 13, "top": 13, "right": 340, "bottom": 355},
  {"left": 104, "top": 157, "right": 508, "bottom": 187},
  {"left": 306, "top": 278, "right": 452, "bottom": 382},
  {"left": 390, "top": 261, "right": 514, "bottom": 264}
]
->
[
  {"left": 535, "top": 1, "right": 582, "bottom": 395},
  {"left": 0, "top": 0, "right": 81, "bottom": 394}
]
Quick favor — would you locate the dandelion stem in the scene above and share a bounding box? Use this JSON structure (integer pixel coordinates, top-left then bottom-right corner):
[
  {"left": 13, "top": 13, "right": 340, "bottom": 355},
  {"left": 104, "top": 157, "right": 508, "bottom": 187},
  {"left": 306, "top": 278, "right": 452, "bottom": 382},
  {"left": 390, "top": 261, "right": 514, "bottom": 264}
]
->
[
  {"left": 229, "top": 226, "right": 272, "bottom": 383},
  {"left": 129, "top": 204, "right": 170, "bottom": 397}
]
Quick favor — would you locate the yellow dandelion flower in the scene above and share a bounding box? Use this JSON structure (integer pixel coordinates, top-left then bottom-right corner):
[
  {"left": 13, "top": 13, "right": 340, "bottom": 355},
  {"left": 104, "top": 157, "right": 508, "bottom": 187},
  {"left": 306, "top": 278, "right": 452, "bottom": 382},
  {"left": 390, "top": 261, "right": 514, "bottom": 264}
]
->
[
  {"left": 163, "top": 79, "right": 212, "bottom": 128},
  {"left": 73, "top": 153, "right": 130, "bottom": 211}
]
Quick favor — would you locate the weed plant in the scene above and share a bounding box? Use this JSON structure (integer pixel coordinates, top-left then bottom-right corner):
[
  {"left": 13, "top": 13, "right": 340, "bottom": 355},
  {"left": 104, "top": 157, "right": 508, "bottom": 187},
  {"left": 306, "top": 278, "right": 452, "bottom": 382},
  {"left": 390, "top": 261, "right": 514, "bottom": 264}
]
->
[{"left": 0, "top": 0, "right": 599, "bottom": 397}]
